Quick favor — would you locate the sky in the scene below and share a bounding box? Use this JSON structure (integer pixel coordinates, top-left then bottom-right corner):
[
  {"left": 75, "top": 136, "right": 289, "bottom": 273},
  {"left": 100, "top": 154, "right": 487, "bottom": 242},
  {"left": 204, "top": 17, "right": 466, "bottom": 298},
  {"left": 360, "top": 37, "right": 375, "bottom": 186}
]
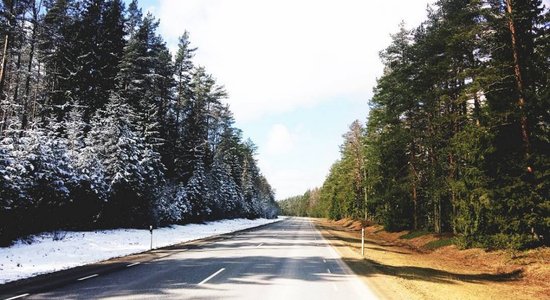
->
[{"left": 134, "top": 0, "right": 435, "bottom": 199}]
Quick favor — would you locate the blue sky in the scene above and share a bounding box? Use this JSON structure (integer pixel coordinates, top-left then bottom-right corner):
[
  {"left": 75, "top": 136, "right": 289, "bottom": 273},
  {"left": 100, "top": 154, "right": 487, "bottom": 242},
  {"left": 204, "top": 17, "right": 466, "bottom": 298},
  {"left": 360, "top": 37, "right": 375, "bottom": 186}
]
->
[
  {"left": 237, "top": 95, "right": 369, "bottom": 199},
  {"left": 130, "top": 0, "right": 435, "bottom": 199}
]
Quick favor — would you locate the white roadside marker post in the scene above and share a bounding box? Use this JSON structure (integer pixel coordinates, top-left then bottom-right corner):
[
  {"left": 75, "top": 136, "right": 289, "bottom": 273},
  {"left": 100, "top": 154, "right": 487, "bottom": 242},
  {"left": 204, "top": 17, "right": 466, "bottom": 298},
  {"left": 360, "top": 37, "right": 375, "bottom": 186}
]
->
[
  {"left": 361, "top": 227, "right": 365, "bottom": 257},
  {"left": 149, "top": 225, "right": 153, "bottom": 250}
]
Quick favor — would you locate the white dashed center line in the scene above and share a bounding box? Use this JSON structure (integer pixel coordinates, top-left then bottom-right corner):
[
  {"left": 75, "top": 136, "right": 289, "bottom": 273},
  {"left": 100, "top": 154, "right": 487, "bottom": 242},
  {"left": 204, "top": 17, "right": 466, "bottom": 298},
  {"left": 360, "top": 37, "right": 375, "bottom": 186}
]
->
[
  {"left": 5, "top": 293, "right": 30, "bottom": 300},
  {"left": 198, "top": 268, "right": 225, "bottom": 285},
  {"left": 77, "top": 274, "right": 98, "bottom": 281}
]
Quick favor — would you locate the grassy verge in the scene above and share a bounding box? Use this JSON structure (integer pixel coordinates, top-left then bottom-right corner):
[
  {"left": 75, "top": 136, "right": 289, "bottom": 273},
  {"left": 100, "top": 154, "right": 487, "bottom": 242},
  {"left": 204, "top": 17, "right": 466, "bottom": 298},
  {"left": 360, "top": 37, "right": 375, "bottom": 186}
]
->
[
  {"left": 399, "top": 230, "right": 430, "bottom": 240},
  {"left": 424, "top": 237, "right": 454, "bottom": 250}
]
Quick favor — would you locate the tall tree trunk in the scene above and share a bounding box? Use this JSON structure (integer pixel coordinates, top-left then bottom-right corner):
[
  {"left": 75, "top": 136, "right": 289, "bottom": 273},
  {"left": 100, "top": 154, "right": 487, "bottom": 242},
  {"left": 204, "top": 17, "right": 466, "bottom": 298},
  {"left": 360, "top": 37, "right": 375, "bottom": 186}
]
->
[
  {"left": 428, "top": 116, "right": 441, "bottom": 234},
  {"left": 0, "top": 0, "right": 16, "bottom": 100},
  {"left": 0, "top": 0, "right": 17, "bottom": 136},
  {"left": 448, "top": 151, "right": 456, "bottom": 231},
  {"left": 410, "top": 137, "right": 419, "bottom": 230},
  {"left": 11, "top": 43, "right": 22, "bottom": 106},
  {"left": 506, "top": 0, "right": 538, "bottom": 241},
  {"left": 21, "top": 0, "right": 39, "bottom": 132},
  {"left": 31, "top": 61, "right": 40, "bottom": 122},
  {"left": 0, "top": 105, "right": 12, "bottom": 136},
  {"left": 0, "top": 34, "right": 9, "bottom": 99},
  {"left": 473, "top": 90, "right": 481, "bottom": 126},
  {"left": 505, "top": 0, "right": 531, "bottom": 168},
  {"left": 411, "top": 163, "right": 418, "bottom": 230},
  {"left": 0, "top": 105, "right": 6, "bottom": 135}
]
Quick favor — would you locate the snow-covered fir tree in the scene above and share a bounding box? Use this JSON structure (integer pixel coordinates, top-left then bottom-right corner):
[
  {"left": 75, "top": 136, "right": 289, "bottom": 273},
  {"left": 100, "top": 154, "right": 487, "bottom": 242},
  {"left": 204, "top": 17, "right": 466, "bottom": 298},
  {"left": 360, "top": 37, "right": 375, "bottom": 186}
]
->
[
  {"left": 86, "top": 94, "right": 163, "bottom": 227},
  {"left": 155, "top": 182, "right": 190, "bottom": 225},
  {"left": 0, "top": 0, "right": 278, "bottom": 245}
]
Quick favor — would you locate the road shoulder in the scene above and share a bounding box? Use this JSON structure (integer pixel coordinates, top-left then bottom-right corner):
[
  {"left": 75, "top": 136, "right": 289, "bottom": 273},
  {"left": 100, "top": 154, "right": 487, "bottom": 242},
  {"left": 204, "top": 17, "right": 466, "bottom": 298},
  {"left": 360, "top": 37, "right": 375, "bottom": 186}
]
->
[
  {"left": 0, "top": 219, "right": 283, "bottom": 299},
  {"left": 314, "top": 218, "right": 547, "bottom": 300}
]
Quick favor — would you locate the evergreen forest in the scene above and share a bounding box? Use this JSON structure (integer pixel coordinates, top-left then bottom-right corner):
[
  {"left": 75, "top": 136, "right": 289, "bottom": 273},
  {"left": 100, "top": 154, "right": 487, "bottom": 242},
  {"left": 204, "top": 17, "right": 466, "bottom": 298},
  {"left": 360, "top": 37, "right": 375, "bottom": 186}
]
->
[
  {"left": 0, "top": 0, "right": 278, "bottom": 246},
  {"left": 279, "top": 0, "right": 549, "bottom": 249}
]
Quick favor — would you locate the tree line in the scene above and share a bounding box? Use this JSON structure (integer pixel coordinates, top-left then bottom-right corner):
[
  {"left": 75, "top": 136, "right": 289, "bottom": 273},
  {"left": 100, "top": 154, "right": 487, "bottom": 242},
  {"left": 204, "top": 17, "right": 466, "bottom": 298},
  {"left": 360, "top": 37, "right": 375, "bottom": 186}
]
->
[
  {"left": 280, "top": 0, "right": 548, "bottom": 249},
  {"left": 0, "top": 0, "right": 278, "bottom": 246}
]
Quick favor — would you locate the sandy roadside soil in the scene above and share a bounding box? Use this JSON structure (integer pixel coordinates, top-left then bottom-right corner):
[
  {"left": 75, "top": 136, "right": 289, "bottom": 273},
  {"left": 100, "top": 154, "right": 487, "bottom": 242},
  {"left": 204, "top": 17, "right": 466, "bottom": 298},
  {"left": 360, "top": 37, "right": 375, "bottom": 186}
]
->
[{"left": 315, "top": 218, "right": 549, "bottom": 300}]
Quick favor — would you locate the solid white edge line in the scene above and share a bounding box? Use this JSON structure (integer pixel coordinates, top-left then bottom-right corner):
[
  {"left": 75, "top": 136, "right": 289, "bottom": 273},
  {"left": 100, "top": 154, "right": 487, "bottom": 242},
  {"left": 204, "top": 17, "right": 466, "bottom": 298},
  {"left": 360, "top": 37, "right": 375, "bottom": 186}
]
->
[
  {"left": 4, "top": 293, "right": 30, "bottom": 300},
  {"left": 127, "top": 262, "right": 141, "bottom": 267},
  {"left": 311, "top": 219, "right": 380, "bottom": 300},
  {"left": 77, "top": 274, "right": 98, "bottom": 281},
  {"left": 198, "top": 268, "right": 225, "bottom": 285}
]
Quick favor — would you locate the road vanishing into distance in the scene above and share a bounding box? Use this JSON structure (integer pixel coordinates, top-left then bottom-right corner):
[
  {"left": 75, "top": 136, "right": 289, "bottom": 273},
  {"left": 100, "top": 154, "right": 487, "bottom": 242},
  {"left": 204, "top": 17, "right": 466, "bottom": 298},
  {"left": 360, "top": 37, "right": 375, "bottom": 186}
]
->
[{"left": 14, "top": 218, "right": 378, "bottom": 299}]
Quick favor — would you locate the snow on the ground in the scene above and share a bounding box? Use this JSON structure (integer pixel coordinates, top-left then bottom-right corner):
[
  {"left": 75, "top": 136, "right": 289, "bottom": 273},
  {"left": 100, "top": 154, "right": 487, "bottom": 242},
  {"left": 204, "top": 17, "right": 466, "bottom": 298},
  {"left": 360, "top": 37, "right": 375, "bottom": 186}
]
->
[{"left": 0, "top": 217, "right": 284, "bottom": 284}]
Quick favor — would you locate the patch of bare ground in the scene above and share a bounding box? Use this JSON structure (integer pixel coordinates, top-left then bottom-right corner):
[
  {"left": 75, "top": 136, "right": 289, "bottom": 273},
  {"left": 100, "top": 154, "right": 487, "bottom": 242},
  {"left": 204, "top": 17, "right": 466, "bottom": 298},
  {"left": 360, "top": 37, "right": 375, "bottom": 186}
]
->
[{"left": 315, "top": 218, "right": 549, "bottom": 300}]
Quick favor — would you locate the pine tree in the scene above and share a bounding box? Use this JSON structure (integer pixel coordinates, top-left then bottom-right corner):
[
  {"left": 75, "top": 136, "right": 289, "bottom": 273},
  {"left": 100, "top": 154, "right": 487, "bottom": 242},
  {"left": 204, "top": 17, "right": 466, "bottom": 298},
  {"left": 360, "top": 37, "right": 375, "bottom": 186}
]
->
[
  {"left": 0, "top": 0, "right": 278, "bottom": 244},
  {"left": 116, "top": 13, "right": 173, "bottom": 153},
  {"left": 39, "top": 0, "right": 80, "bottom": 120},
  {"left": 177, "top": 67, "right": 224, "bottom": 181},
  {"left": 479, "top": 0, "right": 549, "bottom": 247},
  {"left": 71, "top": 0, "right": 125, "bottom": 121},
  {"left": 173, "top": 31, "right": 195, "bottom": 124},
  {"left": 19, "top": 0, "right": 43, "bottom": 132},
  {"left": 125, "top": 0, "right": 141, "bottom": 38},
  {"left": 311, "top": 0, "right": 548, "bottom": 248},
  {"left": 1, "top": 0, "right": 38, "bottom": 134},
  {"left": 161, "top": 32, "right": 196, "bottom": 177}
]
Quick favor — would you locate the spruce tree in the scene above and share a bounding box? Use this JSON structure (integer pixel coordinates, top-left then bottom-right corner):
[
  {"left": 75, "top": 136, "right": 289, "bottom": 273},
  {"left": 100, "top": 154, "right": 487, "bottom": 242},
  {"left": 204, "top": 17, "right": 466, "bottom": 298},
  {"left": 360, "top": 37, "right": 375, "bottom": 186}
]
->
[{"left": 87, "top": 94, "right": 161, "bottom": 227}]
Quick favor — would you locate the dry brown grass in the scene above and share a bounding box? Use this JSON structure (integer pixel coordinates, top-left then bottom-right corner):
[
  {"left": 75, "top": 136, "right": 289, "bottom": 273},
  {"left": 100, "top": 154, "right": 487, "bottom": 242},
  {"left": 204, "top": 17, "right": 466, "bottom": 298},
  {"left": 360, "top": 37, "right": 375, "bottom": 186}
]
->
[{"left": 316, "top": 218, "right": 550, "bottom": 300}]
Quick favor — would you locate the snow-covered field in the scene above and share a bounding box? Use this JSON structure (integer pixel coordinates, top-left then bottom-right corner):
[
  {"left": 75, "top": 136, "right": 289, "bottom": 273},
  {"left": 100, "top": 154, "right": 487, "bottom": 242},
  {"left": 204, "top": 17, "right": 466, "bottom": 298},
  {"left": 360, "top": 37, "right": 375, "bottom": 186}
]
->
[{"left": 0, "top": 217, "right": 284, "bottom": 284}]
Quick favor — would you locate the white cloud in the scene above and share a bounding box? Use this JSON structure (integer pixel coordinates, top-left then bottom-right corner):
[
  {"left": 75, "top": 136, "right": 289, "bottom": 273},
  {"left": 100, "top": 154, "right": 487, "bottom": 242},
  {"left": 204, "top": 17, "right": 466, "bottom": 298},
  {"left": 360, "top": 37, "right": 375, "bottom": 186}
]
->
[
  {"left": 266, "top": 168, "right": 326, "bottom": 200},
  {"left": 157, "top": 0, "right": 433, "bottom": 121},
  {"left": 265, "top": 124, "right": 295, "bottom": 155},
  {"left": 153, "top": 0, "right": 434, "bottom": 198},
  {"left": 256, "top": 122, "right": 333, "bottom": 199},
  {"left": 257, "top": 158, "right": 328, "bottom": 199}
]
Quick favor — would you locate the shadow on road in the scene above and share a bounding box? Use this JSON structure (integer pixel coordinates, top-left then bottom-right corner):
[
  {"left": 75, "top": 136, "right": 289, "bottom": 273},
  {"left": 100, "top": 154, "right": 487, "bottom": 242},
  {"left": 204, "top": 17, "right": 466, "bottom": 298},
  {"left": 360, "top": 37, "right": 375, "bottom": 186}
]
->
[
  {"left": 28, "top": 219, "right": 353, "bottom": 299},
  {"left": 31, "top": 255, "right": 347, "bottom": 299}
]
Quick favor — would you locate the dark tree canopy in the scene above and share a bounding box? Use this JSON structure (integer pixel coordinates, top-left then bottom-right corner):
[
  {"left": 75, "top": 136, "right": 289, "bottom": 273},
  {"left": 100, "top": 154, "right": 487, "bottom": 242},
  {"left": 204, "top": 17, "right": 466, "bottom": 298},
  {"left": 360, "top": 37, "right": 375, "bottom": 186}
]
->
[
  {"left": 0, "top": 0, "right": 277, "bottom": 246},
  {"left": 283, "top": 0, "right": 549, "bottom": 250}
]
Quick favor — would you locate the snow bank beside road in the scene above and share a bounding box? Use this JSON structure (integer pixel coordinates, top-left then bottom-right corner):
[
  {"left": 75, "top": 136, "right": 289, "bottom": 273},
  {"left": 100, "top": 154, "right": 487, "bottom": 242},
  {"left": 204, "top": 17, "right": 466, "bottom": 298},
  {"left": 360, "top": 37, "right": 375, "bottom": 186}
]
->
[{"left": 0, "top": 217, "right": 284, "bottom": 284}]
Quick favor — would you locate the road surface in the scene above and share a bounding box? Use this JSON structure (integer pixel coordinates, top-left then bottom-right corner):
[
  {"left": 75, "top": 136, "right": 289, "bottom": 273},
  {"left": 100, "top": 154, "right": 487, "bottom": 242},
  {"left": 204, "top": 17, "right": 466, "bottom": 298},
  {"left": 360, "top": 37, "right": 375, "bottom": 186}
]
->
[{"left": 15, "top": 218, "right": 378, "bottom": 299}]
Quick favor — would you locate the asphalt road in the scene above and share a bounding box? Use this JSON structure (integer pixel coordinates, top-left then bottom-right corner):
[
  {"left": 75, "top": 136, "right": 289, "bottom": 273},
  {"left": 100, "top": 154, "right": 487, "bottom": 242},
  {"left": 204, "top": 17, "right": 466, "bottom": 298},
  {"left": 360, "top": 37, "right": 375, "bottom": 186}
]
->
[{"left": 13, "top": 218, "right": 378, "bottom": 299}]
